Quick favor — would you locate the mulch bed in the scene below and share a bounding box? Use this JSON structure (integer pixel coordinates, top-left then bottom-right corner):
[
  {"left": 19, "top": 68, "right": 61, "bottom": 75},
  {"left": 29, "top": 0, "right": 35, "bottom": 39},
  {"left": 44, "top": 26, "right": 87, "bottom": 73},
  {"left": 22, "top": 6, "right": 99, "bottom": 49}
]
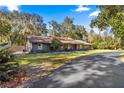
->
[{"left": 0, "top": 69, "right": 30, "bottom": 88}]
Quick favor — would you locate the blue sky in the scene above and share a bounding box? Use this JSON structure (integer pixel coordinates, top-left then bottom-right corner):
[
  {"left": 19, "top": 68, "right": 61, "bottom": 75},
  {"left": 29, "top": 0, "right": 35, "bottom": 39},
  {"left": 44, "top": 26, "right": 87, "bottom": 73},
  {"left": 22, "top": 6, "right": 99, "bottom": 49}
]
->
[{"left": 0, "top": 5, "right": 100, "bottom": 29}]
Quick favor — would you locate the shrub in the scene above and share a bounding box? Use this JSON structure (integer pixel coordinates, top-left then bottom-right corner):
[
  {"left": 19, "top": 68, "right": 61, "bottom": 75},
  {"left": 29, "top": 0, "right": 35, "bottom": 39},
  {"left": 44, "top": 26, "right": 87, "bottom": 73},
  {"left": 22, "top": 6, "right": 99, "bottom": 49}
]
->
[
  {"left": 0, "top": 47, "right": 14, "bottom": 64},
  {"left": 0, "top": 46, "right": 17, "bottom": 82},
  {"left": 91, "top": 36, "right": 121, "bottom": 50},
  {"left": 50, "top": 38, "right": 61, "bottom": 51}
]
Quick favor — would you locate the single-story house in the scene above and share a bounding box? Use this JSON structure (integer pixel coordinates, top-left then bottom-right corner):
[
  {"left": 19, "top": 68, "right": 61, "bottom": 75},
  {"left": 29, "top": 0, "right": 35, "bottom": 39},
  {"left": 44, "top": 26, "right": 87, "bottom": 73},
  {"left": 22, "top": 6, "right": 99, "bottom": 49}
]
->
[{"left": 26, "top": 35, "right": 91, "bottom": 53}]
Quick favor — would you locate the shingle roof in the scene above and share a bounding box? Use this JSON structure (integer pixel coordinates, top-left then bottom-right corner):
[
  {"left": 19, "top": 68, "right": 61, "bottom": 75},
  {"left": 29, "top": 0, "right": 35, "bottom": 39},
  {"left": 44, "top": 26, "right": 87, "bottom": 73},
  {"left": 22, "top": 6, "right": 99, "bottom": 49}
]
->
[
  {"left": 27, "top": 35, "right": 91, "bottom": 45},
  {"left": 9, "top": 46, "right": 25, "bottom": 52},
  {"left": 27, "top": 36, "right": 53, "bottom": 43}
]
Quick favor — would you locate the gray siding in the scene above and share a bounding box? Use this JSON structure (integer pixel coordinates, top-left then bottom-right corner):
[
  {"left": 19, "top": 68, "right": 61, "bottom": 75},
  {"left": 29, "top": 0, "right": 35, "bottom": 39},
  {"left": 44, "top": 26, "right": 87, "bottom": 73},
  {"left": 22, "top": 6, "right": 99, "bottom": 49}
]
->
[
  {"left": 27, "top": 42, "right": 91, "bottom": 53},
  {"left": 31, "top": 43, "right": 50, "bottom": 53}
]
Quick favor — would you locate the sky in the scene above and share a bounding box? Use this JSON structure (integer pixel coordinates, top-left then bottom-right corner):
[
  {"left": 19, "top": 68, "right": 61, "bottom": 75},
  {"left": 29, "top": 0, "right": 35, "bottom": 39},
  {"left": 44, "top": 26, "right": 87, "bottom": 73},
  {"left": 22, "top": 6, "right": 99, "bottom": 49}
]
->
[{"left": 0, "top": 5, "right": 100, "bottom": 30}]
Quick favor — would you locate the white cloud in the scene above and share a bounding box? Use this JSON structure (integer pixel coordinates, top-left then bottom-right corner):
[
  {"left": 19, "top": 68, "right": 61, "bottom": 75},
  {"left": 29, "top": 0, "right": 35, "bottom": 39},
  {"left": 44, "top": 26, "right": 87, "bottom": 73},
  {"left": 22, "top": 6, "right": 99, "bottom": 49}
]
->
[
  {"left": 6, "top": 5, "right": 19, "bottom": 11},
  {"left": 75, "top": 5, "right": 90, "bottom": 12},
  {"left": 89, "top": 10, "right": 100, "bottom": 17}
]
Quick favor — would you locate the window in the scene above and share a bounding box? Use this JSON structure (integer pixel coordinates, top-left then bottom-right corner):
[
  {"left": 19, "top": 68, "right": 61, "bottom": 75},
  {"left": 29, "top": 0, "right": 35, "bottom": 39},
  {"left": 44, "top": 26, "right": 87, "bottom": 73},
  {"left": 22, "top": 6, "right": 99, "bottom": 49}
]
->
[{"left": 38, "top": 43, "right": 43, "bottom": 50}]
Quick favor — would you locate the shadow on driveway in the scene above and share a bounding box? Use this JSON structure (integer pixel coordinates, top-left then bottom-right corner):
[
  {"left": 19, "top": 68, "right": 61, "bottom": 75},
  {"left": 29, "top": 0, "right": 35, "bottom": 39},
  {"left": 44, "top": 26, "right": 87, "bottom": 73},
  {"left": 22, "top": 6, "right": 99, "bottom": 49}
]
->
[{"left": 28, "top": 52, "right": 124, "bottom": 88}]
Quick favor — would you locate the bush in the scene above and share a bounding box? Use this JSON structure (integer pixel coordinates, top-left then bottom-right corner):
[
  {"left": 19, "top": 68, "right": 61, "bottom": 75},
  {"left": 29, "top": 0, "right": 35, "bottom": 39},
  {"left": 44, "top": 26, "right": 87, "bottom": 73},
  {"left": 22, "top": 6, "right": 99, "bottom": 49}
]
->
[
  {"left": 50, "top": 38, "right": 61, "bottom": 51},
  {"left": 0, "top": 47, "right": 17, "bottom": 82},
  {"left": 0, "top": 48, "right": 14, "bottom": 64},
  {"left": 92, "top": 36, "right": 121, "bottom": 50}
]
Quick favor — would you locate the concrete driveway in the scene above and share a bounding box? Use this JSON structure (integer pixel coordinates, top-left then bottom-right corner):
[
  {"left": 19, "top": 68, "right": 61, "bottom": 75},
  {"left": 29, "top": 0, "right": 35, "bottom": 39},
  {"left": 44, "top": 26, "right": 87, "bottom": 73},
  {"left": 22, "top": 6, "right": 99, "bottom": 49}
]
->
[{"left": 27, "top": 52, "right": 124, "bottom": 88}]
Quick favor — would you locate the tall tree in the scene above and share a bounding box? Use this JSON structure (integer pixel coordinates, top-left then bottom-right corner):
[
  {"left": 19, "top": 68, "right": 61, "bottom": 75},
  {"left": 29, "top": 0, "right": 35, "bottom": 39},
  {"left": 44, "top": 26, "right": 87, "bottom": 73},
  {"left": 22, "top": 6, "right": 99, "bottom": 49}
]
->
[
  {"left": 49, "top": 17, "right": 87, "bottom": 40},
  {"left": 90, "top": 5, "right": 124, "bottom": 37},
  {"left": 0, "top": 10, "right": 47, "bottom": 45},
  {"left": 49, "top": 20, "right": 61, "bottom": 36},
  {"left": 74, "top": 25, "right": 87, "bottom": 40},
  {"left": 61, "top": 16, "right": 74, "bottom": 36}
]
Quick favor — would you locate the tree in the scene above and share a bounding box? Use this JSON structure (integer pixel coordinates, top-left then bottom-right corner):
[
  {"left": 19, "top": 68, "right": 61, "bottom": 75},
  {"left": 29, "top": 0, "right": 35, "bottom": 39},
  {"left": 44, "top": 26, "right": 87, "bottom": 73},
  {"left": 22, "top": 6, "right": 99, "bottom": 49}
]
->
[
  {"left": 48, "top": 17, "right": 87, "bottom": 40},
  {"left": 10, "top": 12, "right": 47, "bottom": 45},
  {"left": 0, "top": 10, "right": 88, "bottom": 46},
  {"left": 49, "top": 20, "right": 61, "bottom": 36},
  {"left": 0, "top": 19, "right": 11, "bottom": 42},
  {"left": 74, "top": 25, "right": 87, "bottom": 40},
  {"left": 61, "top": 16, "right": 74, "bottom": 37},
  {"left": 90, "top": 5, "right": 124, "bottom": 37},
  {"left": 0, "top": 10, "right": 47, "bottom": 45}
]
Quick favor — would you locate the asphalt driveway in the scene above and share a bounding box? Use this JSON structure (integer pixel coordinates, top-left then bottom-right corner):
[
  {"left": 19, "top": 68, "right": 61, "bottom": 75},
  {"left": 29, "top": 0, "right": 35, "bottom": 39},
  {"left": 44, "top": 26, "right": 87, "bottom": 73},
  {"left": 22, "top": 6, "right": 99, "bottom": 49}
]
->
[{"left": 27, "top": 52, "right": 124, "bottom": 88}]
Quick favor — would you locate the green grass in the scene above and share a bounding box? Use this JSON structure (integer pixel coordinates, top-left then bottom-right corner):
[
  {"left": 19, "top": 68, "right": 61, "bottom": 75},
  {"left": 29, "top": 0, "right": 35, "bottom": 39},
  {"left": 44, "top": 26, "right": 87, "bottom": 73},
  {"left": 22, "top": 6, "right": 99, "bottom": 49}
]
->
[
  {"left": 9, "top": 49, "right": 118, "bottom": 71},
  {"left": 13, "top": 51, "right": 86, "bottom": 69}
]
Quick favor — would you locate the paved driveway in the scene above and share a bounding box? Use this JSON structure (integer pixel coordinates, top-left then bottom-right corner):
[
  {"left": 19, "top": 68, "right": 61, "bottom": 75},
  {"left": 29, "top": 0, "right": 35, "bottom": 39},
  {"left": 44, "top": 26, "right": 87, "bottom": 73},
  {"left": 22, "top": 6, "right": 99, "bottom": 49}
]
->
[{"left": 28, "top": 52, "right": 124, "bottom": 88}]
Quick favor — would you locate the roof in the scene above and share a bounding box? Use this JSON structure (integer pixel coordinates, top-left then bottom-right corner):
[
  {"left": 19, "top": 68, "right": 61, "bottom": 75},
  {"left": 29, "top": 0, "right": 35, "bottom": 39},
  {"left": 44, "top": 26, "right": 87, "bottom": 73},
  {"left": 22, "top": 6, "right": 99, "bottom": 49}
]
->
[
  {"left": 27, "top": 36, "right": 53, "bottom": 43},
  {"left": 9, "top": 46, "right": 25, "bottom": 52},
  {"left": 27, "top": 35, "right": 91, "bottom": 45}
]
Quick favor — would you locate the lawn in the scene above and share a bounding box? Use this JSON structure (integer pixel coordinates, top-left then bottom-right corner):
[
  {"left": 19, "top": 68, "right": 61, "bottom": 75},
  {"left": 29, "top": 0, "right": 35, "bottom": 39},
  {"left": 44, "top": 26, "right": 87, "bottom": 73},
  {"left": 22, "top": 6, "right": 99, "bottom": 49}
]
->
[{"left": 12, "top": 49, "right": 118, "bottom": 70}]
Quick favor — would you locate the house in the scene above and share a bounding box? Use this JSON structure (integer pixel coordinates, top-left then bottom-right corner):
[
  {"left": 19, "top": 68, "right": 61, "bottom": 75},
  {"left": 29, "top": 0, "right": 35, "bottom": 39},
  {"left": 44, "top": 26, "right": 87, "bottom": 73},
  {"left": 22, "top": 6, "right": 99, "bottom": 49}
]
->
[{"left": 26, "top": 35, "right": 91, "bottom": 53}]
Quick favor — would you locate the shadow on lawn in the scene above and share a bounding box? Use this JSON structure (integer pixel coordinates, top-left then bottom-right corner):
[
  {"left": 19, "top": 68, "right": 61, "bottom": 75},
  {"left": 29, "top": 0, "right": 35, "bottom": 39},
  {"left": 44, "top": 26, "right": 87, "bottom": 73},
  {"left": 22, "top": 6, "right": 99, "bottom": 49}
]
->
[
  {"left": 28, "top": 52, "right": 124, "bottom": 88},
  {"left": 16, "top": 52, "right": 86, "bottom": 66}
]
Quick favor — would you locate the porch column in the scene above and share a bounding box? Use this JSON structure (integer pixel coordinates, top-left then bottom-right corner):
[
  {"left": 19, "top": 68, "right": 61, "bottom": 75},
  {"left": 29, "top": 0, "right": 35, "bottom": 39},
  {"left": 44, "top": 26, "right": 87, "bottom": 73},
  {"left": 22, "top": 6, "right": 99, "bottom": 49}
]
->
[{"left": 60, "top": 45, "right": 64, "bottom": 50}]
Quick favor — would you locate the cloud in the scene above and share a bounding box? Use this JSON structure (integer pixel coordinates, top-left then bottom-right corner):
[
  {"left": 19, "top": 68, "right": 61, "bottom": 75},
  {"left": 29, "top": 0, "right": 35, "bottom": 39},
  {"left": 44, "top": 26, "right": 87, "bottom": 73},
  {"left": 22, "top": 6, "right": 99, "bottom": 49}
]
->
[
  {"left": 89, "top": 10, "right": 100, "bottom": 17},
  {"left": 6, "top": 5, "right": 19, "bottom": 11},
  {"left": 74, "top": 5, "right": 90, "bottom": 12}
]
